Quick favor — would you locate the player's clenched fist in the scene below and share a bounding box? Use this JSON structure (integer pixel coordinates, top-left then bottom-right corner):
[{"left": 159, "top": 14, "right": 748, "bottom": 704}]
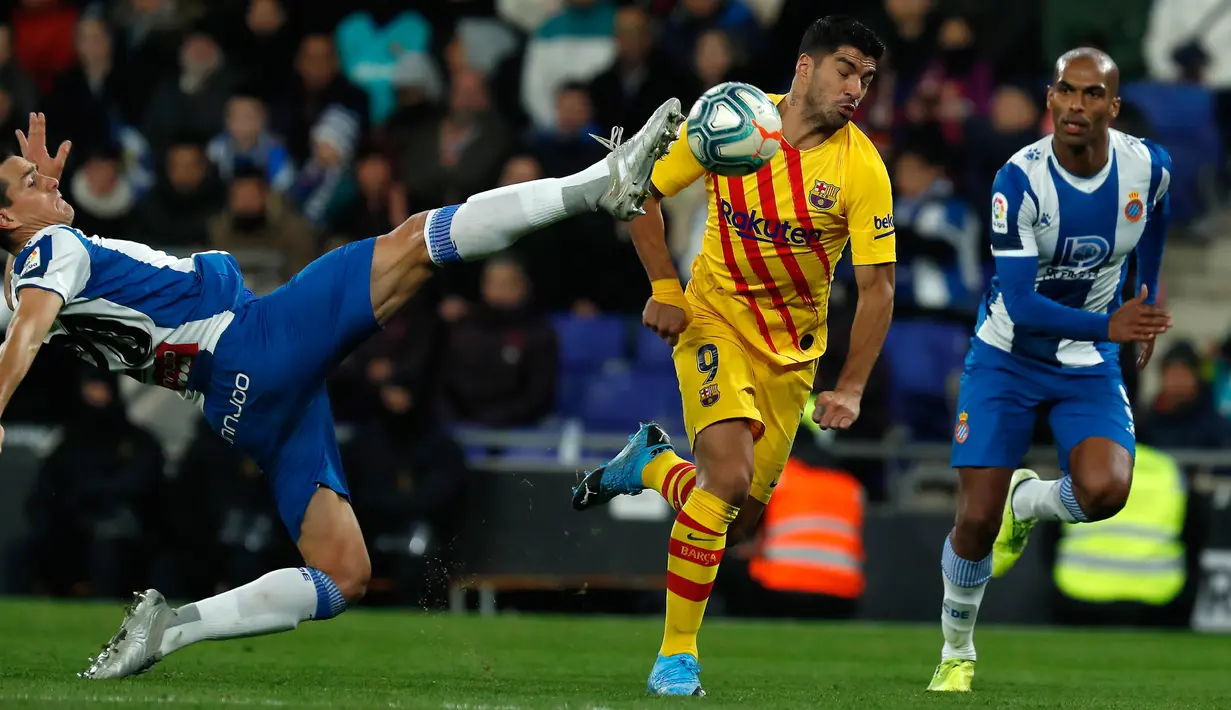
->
[
  {"left": 644, "top": 278, "right": 693, "bottom": 346},
  {"left": 813, "top": 389, "right": 861, "bottom": 430},
  {"left": 1108, "top": 285, "right": 1172, "bottom": 344}
]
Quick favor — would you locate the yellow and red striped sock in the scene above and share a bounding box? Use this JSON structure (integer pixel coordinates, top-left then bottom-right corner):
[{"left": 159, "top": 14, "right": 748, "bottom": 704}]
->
[
  {"left": 661, "top": 487, "right": 738, "bottom": 659},
  {"left": 641, "top": 450, "right": 699, "bottom": 512}
]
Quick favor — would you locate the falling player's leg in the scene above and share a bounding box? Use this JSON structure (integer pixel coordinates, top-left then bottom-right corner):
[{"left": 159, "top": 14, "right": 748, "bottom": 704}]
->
[
  {"left": 81, "top": 392, "right": 365, "bottom": 679},
  {"left": 932, "top": 362, "right": 1042, "bottom": 692},
  {"left": 999, "top": 372, "right": 1136, "bottom": 572}
]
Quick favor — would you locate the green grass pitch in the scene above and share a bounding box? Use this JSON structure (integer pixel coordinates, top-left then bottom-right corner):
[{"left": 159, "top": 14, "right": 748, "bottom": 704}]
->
[{"left": 0, "top": 598, "right": 1229, "bottom": 709}]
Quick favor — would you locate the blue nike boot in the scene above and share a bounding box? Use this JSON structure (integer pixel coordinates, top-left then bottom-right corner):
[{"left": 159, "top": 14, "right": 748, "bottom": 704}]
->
[
  {"left": 648, "top": 653, "right": 705, "bottom": 696},
  {"left": 571, "top": 422, "right": 672, "bottom": 511}
]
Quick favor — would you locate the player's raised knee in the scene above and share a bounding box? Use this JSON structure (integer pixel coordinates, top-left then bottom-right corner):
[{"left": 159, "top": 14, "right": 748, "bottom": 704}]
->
[{"left": 1072, "top": 470, "right": 1130, "bottom": 521}]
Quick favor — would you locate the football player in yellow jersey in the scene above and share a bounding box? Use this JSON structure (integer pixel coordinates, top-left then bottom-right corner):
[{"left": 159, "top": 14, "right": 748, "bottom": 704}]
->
[{"left": 571, "top": 15, "right": 896, "bottom": 696}]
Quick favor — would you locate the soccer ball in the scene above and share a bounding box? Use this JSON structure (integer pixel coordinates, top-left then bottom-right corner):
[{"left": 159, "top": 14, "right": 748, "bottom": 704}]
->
[{"left": 686, "top": 82, "right": 783, "bottom": 177}]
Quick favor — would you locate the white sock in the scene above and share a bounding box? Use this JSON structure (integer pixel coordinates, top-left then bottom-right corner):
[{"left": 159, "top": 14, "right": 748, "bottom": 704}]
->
[
  {"left": 1011, "top": 476, "right": 1086, "bottom": 523},
  {"left": 940, "top": 536, "right": 991, "bottom": 661},
  {"left": 159, "top": 567, "right": 345, "bottom": 656},
  {"left": 423, "top": 159, "right": 610, "bottom": 264}
]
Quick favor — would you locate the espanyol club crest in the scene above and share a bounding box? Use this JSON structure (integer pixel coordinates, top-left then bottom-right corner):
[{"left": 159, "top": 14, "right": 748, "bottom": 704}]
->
[
  {"left": 809, "top": 180, "right": 840, "bottom": 211},
  {"left": 954, "top": 411, "right": 970, "bottom": 444},
  {"left": 1125, "top": 191, "right": 1144, "bottom": 222}
]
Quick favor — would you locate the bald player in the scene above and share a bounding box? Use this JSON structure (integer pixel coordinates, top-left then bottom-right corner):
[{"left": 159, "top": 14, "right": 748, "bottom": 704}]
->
[{"left": 927, "top": 48, "right": 1174, "bottom": 692}]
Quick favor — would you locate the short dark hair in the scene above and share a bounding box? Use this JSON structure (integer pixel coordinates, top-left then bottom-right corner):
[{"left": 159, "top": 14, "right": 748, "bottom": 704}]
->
[{"left": 799, "top": 15, "right": 885, "bottom": 61}]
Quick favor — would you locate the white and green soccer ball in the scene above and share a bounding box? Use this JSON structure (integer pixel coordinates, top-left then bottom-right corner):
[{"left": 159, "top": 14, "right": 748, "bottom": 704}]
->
[{"left": 686, "top": 82, "right": 783, "bottom": 177}]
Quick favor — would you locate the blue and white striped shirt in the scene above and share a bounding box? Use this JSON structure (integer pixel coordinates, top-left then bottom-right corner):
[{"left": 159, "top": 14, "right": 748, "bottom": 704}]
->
[{"left": 973, "top": 129, "right": 1170, "bottom": 370}]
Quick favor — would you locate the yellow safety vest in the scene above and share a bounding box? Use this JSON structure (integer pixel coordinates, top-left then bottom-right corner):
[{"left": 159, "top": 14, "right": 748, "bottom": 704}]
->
[{"left": 1054, "top": 445, "right": 1186, "bottom": 605}]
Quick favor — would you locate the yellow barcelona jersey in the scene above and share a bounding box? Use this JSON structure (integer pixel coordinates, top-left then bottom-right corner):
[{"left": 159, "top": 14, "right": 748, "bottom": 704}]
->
[{"left": 652, "top": 93, "right": 896, "bottom": 367}]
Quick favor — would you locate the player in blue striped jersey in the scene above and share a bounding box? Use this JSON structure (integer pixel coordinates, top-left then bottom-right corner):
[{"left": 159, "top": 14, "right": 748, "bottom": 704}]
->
[
  {"left": 927, "top": 49, "right": 1174, "bottom": 692},
  {"left": 0, "top": 102, "right": 685, "bottom": 679}
]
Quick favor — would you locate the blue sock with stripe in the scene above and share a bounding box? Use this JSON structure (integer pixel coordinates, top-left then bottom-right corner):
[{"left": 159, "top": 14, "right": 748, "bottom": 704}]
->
[
  {"left": 1057, "top": 476, "right": 1089, "bottom": 522},
  {"left": 939, "top": 535, "right": 991, "bottom": 661},
  {"left": 304, "top": 567, "right": 347, "bottom": 620},
  {"left": 1012, "top": 475, "right": 1088, "bottom": 523}
]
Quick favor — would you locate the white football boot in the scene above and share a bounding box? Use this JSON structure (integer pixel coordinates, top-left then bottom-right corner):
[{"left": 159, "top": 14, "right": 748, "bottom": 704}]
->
[
  {"left": 79, "top": 589, "right": 173, "bottom": 679},
  {"left": 590, "top": 97, "right": 685, "bottom": 221}
]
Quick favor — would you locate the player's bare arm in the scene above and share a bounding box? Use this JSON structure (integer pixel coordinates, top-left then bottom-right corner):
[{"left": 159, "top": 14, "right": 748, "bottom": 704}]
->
[
  {"left": 814, "top": 262, "right": 894, "bottom": 430},
  {"left": 0, "top": 286, "right": 62, "bottom": 453},
  {"left": 630, "top": 184, "right": 692, "bottom": 346}
]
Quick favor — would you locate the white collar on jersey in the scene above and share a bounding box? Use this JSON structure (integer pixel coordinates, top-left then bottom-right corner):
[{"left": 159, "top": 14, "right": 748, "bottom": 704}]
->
[{"left": 1048, "top": 135, "right": 1114, "bottom": 193}]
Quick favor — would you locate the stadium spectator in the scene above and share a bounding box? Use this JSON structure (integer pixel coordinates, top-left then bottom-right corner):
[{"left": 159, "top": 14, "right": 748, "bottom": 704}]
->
[
  {"left": 876, "top": 0, "right": 938, "bottom": 87},
  {"left": 223, "top": 0, "right": 297, "bottom": 105},
  {"left": 208, "top": 165, "right": 318, "bottom": 289},
  {"left": 661, "top": 0, "right": 763, "bottom": 75},
  {"left": 904, "top": 15, "right": 992, "bottom": 148},
  {"left": 962, "top": 85, "right": 1041, "bottom": 226},
  {"left": 141, "top": 28, "right": 241, "bottom": 159},
  {"left": 206, "top": 93, "right": 295, "bottom": 191},
  {"left": 286, "top": 104, "right": 360, "bottom": 230},
  {"left": 11, "top": 0, "right": 79, "bottom": 95},
  {"left": 17, "top": 371, "right": 164, "bottom": 599},
  {"left": 520, "top": 0, "right": 617, "bottom": 131},
  {"left": 42, "top": 14, "right": 129, "bottom": 159},
  {"left": 438, "top": 256, "right": 559, "bottom": 428},
  {"left": 334, "top": 147, "right": 408, "bottom": 245},
  {"left": 400, "top": 69, "right": 511, "bottom": 214},
  {"left": 690, "top": 29, "right": 746, "bottom": 98},
  {"left": 276, "top": 33, "right": 371, "bottom": 166},
  {"left": 130, "top": 138, "right": 225, "bottom": 248},
  {"left": 385, "top": 51, "right": 445, "bottom": 147},
  {"left": 891, "top": 140, "right": 982, "bottom": 313},
  {"left": 67, "top": 143, "right": 137, "bottom": 239},
  {"left": 529, "top": 82, "right": 605, "bottom": 178},
  {"left": 339, "top": 366, "right": 470, "bottom": 608},
  {"left": 588, "top": 5, "right": 681, "bottom": 134},
  {"left": 1138, "top": 341, "right": 1231, "bottom": 453}
]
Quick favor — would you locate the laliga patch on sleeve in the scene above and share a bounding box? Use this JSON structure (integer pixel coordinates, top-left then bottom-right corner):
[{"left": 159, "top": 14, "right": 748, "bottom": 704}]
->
[
  {"left": 991, "top": 192, "right": 1008, "bottom": 234},
  {"left": 20, "top": 246, "right": 41, "bottom": 277}
]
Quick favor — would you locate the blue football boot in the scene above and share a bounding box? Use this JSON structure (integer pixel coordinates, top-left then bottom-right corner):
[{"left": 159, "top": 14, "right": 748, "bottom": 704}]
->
[
  {"left": 571, "top": 422, "right": 672, "bottom": 511},
  {"left": 647, "top": 653, "right": 705, "bottom": 696}
]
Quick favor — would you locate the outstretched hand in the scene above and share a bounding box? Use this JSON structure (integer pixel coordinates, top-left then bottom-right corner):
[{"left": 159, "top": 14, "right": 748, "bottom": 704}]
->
[{"left": 16, "top": 112, "right": 71, "bottom": 181}]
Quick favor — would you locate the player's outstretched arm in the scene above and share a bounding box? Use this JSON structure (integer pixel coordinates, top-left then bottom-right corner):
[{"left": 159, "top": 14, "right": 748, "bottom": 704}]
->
[
  {"left": 631, "top": 189, "right": 692, "bottom": 346},
  {"left": 0, "top": 287, "right": 62, "bottom": 453},
  {"left": 814, "top": 262, "right": 895, "bottom": 430}
]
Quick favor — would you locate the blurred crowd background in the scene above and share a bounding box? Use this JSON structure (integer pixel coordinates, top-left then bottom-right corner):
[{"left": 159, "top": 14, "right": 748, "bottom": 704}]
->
[{"left": 3, "top": 0, "right": 1231, "bottom": 625}]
